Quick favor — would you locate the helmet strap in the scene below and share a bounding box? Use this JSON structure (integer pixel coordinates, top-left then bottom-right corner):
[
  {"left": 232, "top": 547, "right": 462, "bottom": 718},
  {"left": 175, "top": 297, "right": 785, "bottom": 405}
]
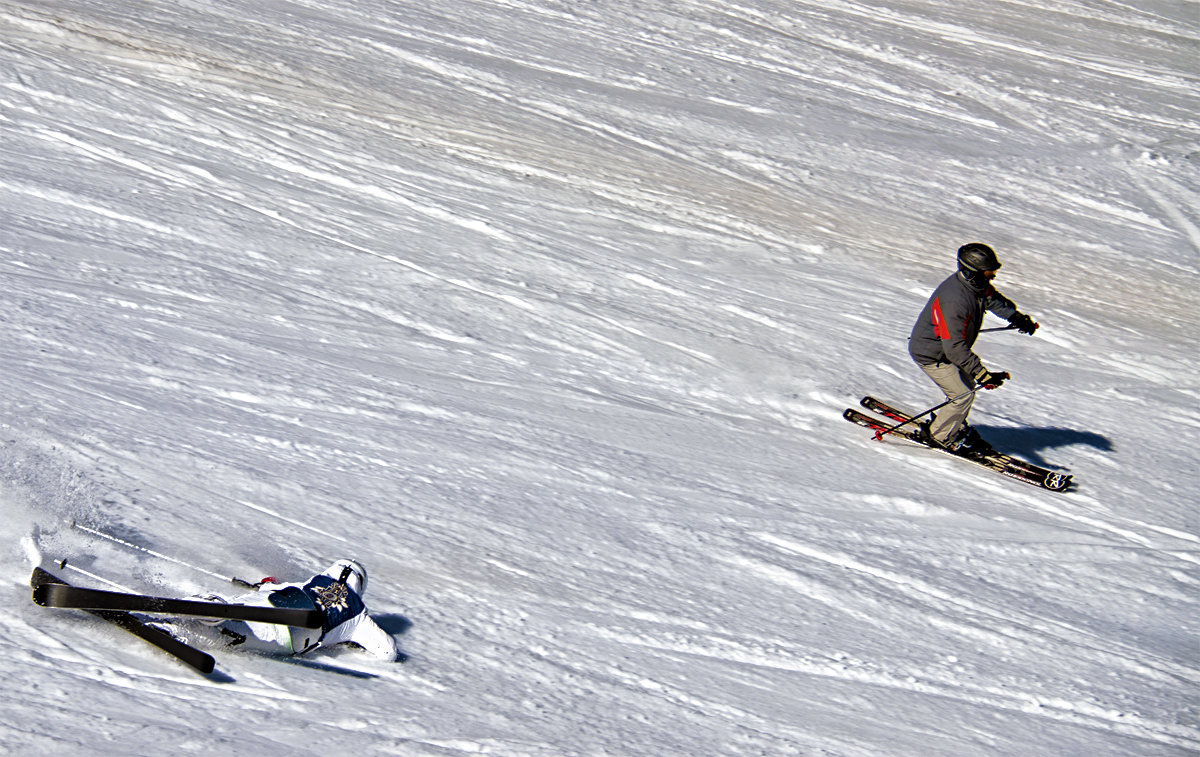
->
[{"left": 958, "top": 266, "right": 989, "bottom": 287}]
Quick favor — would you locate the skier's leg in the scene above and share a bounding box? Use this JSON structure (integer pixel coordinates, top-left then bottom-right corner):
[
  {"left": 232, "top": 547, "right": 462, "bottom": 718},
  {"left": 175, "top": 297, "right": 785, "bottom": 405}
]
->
[{"left": 920, "top": 362, "right": 974, "bottom": 445}]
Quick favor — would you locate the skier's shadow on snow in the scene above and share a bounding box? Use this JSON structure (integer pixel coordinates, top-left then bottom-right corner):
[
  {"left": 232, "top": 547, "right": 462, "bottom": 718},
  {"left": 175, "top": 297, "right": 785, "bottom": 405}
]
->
[
  {"left": 975, "top": 425, "right": 1112, "bottom": 468},
  {"left": 376, "top": 613, "right": 412, "bottom": 638}
]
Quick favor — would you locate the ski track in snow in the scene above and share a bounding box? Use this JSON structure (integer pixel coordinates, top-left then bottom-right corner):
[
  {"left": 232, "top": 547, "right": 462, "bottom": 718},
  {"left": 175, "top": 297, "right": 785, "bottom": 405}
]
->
[{"left": 1, "top": 0, "right": 1198, "bottom": 754}]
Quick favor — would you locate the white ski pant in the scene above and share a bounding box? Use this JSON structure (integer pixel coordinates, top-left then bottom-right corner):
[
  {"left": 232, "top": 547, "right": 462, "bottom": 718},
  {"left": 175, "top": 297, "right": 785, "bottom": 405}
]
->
[{"left": 919, "top": 362, "right": 976, "bottom": 444}]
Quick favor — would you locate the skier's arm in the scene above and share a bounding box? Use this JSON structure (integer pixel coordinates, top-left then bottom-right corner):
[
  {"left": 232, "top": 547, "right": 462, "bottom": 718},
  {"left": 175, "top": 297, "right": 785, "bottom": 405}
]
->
[
  {"left": 319, "top": 610, "right": 399, "bottom": 661},
  {"left": 984, "top": 287, "right": 1019, "bottom": 321},
  {"left": 987, "top": 287, "right": 1039, "bottom": 334},
  {"left": 347, "top": 615, "right": 399, "bottom": 661},
  {"left": 933, "top": 297, "right": 986, "bottom": 378}
]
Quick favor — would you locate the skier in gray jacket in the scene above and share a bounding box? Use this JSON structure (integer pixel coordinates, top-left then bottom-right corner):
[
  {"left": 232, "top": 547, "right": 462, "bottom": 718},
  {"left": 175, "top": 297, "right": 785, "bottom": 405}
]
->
[{"left": 908, "top": 243, "right": 1038, "bottom": 454}]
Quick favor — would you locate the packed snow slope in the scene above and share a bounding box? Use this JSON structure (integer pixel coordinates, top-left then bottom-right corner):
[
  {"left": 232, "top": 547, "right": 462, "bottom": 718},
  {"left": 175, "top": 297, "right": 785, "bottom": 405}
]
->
[{"left": 2, "top": 0, "right": 1198, "bottom": 754}]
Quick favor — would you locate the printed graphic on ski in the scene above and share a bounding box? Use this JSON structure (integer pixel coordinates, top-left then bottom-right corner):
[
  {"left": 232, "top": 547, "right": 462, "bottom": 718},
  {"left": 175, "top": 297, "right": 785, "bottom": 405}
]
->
[
  {"left": 845, "top": 398, "right": 1072, "bottom": 492},
  {"left": 34, "top": 581, "right": 323, "bottom": 628},
  {"left": 30, "top": 567, "right": 216, "bottom": 674}
]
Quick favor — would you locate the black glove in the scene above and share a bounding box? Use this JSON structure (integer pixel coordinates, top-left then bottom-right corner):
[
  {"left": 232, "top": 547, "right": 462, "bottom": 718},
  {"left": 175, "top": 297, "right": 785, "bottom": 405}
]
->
[
  {"left": 1009, "top": 312, "right": 1038, "bottom": 335},
  {"left": 974, "top": 368, "right": 1009, "bottom": 390}
]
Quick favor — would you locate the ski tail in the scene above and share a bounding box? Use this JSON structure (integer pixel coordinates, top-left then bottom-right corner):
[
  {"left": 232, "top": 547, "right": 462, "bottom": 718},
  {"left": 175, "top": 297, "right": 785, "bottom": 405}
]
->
[{"left": 862, "top": 396, "right": 914, "bottom": 424}]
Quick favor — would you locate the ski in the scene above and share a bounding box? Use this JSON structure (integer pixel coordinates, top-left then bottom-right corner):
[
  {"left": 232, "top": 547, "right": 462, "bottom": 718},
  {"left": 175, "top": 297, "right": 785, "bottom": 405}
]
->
[
  {"left": 844, "top": 399, "right": 1072, "bottom": 492},
  {"left": 33, "top": 581, "right": 322, "bottom": 628},
  {"left": 30, "top": 567, "right": 216, "bottom": 675},
  {"left": 861, "top": 397, "right": 1062, "bottom": 480}
]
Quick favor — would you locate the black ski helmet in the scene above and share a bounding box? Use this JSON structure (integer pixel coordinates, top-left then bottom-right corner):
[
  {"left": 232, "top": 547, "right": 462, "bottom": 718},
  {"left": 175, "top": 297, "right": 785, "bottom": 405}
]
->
[{"left": 957, "top": 243, "right": 1001, "bottom": 272}]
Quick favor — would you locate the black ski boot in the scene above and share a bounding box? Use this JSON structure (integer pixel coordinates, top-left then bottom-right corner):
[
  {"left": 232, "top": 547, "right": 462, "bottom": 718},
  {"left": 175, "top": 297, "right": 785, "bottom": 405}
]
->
[{"left": 955, "top": 426, "right": 994, "bottom": 458}]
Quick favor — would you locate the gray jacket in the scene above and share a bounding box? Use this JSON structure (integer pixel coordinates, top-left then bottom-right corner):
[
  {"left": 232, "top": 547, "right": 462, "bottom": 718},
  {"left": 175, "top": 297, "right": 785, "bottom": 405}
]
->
[{"left": 909, "top": 271, "right": 1019, "bottom": 379}]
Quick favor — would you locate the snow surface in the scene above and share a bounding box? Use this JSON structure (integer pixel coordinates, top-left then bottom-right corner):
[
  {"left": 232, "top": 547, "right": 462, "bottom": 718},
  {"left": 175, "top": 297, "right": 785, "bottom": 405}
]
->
[{"left": 2, "top": 0, "right": 1198, "bottom": 754}]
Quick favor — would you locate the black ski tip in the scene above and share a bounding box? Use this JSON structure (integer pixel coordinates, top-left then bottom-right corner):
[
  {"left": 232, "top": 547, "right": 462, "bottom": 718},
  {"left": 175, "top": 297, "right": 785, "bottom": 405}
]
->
[{"left": 195, "top": 654, "right": 216, "bottom": 675}]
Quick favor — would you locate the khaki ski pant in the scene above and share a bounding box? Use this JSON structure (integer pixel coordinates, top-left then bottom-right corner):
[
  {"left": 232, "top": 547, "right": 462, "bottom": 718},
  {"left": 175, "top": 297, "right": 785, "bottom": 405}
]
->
[{"left": 919, "top": 362, "right": 976, "bottom": 444}]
